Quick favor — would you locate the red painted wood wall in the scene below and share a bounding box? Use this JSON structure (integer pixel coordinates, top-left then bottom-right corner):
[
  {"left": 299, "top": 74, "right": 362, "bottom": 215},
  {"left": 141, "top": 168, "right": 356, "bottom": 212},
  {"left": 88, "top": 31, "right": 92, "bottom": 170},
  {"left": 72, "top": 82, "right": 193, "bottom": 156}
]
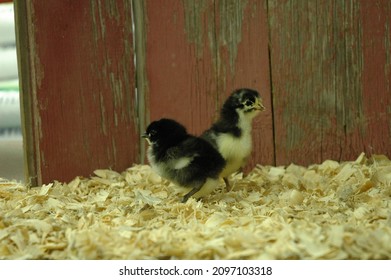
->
[
  {"left": 15, "top": 1, "right": 138, "bottom": 186},
  {"left": 15, "top": 0, "right": 391, "bottom": 185},
  {"left": 268, "top": 0, "right": 391, "bottom": 165}
]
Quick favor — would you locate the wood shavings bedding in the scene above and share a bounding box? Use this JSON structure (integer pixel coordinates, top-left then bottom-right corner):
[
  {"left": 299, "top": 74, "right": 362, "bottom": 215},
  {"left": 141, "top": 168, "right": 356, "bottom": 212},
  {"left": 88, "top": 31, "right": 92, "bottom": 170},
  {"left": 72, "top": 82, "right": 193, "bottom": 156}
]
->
[{"left": 1, "top": 153, "right": 390, "bottom": 259}]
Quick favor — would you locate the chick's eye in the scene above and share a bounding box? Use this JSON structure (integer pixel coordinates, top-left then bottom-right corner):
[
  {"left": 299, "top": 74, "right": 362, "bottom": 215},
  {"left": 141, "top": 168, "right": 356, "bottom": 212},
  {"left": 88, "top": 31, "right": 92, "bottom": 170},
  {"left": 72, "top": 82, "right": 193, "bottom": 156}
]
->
[
  {"left": 150, "top": 130, "right": 157, "bottom": 136},
  {"left": 245, "top": 100, "right": 253, "bottom": 106}
]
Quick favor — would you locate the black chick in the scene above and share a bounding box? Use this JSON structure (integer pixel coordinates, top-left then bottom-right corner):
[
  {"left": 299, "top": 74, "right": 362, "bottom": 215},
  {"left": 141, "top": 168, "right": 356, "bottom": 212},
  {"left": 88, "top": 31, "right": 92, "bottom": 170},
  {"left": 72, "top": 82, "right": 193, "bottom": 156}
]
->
[
  {"left": 142, "top": 118, "right": 226, "bottom": 202},
  {"left": 201, "top": 88, "right": 265, "bottom": 190}
]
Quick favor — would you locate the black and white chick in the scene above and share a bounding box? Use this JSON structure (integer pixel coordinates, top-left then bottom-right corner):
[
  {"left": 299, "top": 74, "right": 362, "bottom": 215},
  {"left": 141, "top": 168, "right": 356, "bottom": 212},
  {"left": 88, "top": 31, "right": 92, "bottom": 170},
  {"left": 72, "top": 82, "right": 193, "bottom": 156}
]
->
[
  {"left": 201, "top": 88, "right": 265, "bottom": 190},
  {"left": 142, "top": 118, "right": 226, "bottom": 203}
]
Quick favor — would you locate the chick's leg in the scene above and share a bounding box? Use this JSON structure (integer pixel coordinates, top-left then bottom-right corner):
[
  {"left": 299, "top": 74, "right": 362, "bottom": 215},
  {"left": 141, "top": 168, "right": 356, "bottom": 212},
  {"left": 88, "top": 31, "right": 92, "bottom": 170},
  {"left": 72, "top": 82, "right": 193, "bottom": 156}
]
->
[
  {"left": 192, "top": 178, "right": 221, "bottom": 200},
  {"left": 182, "top": 179, "right": 206, "bottom": 203},
  {"left": 223, "top": 177, "right": 231, "bottom": 191},
  {"left": 182, "top": 178, "right": 220, "bottom": 203}
]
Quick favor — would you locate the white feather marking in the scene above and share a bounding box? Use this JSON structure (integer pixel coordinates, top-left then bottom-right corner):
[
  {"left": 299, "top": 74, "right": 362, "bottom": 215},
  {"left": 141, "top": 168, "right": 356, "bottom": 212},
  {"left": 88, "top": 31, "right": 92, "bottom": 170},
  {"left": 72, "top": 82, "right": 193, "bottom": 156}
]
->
[
  {"left": 217, "top": 109, "right": 257, "bottom": 177},
  {"left": 146, "top": 146, "right": 196, "bottom": 180},
  {"left": 146, "top": 147, "right": 163, "bottom": 176},
  {"left": 171, "top": 156, "right": 194, "bottom": 170}
]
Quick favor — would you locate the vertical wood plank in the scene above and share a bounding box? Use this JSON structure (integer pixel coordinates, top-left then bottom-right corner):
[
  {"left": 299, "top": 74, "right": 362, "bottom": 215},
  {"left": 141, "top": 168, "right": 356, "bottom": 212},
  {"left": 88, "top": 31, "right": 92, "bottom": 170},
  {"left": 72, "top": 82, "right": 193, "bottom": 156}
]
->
[
  {"left": 15, "top": 0, "right": 138, "bottom": 185},
  {"left": 268, "top": 0, "right": 391, "bottom": 166},
  {"left": 360, "top": 0, "right": 391, "bottom": 156},
  {"left": 132, "top": 0, "right": 148, "bottom": 163},
  {"left": 141, "top": 0, "right": 274, "bottom": 168},
  {"left": 14, "top": 0, "right": 36, "bottom": 185}
]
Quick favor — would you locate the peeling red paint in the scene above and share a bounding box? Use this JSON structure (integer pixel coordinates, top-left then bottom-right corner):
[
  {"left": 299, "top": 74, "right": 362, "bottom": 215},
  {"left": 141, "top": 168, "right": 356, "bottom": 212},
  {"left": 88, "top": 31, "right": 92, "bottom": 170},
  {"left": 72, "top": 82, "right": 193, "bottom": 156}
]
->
[
  {"left": 269, "top": 0, "right": 391, "bottom": 165},
  {"left": 17, "top": 1, "right": 138, "bottom": 185}
]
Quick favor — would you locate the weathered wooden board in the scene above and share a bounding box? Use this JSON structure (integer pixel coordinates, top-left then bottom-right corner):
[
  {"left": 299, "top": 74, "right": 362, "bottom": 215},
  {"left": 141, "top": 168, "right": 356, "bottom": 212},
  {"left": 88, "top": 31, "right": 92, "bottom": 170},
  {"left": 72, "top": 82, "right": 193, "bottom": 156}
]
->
[
  {"left": 268, "top": 0, "right": 391, "bottom": 166},
  {"left": 15, "top": 1, "right": 138, "bottom": 186},
  {"left": 360, "top": 0, "right": 391, "bottom": 157},
  {"left": 139, "top": 0, "right": 274, "bottom": 168}
]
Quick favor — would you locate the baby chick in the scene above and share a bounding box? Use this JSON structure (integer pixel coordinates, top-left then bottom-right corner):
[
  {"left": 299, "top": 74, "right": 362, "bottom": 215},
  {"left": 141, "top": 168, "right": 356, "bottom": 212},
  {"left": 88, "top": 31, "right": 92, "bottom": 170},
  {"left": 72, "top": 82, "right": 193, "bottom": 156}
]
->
[
  {"left": 142, "top": 118, "right": 226, "bottom": 202},
  {"left": 201, "top": 88, "right": 265, "bottom": 190}
]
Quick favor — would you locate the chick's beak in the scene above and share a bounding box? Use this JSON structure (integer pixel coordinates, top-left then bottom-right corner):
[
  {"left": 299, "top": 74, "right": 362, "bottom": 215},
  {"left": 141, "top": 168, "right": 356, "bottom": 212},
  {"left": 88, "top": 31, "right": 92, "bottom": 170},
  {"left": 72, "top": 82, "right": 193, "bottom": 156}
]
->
[
  {"left": 141, "top": 133, "right": 148, "bottom": 139},
  {"left": 256, "top": 101, "right": 266, "bottom": 111},
  {"left": 141, "top": 133, "right": 151, "bottom": 145}
]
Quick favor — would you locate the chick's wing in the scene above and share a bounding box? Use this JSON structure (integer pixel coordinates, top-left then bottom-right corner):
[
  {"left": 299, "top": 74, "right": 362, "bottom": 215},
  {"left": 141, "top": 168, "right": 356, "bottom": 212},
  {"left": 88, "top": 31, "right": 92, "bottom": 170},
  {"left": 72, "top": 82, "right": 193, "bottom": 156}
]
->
[{"left": 165, "top": 141, "right": 199, "bottom": 170}]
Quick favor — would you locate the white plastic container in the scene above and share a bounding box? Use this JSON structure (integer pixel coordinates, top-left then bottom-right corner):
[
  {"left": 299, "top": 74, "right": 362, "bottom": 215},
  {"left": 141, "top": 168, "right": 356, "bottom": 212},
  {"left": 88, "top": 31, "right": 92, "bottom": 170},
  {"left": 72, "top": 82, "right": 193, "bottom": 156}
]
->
[
  {"left": 0, "top": 3, "right": 16, "bottom": 46},
  {"left": 0, "top": 87, "right": 21, "bottom": 128},
  {"left": 0, "top": 47, "right": 18, "bottom": 80}
]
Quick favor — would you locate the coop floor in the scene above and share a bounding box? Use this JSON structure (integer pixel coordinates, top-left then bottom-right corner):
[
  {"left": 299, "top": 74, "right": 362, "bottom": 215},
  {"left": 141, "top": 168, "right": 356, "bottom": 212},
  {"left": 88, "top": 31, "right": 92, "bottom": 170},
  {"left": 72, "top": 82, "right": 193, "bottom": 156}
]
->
[
  {"left": 0, "top": 137, "right": 24, "bottom": 182},
  {"left": 1, "top": 153, "right": 391, "bottom": 260}
]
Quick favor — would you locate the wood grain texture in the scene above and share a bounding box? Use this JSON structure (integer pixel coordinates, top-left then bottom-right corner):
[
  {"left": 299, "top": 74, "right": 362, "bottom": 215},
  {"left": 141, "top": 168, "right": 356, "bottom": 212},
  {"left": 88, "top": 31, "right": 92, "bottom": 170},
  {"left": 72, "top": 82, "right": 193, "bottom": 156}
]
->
[
  {"left": 15, "top": 0, "right": 138, "bottom": 185},
  {"left": 268, "top": 0, "right": 391, "bottom": 165},
  {"left": 360, "top": 0, "right": 391, "bottom": 156},
  {"left": 144, "top": 0, "right": 218, "bottom": 134},
  {"left": 141, "top": 0, "right": 274, "bottom": 168},
  {"left": 14, "top": 0, "right": 38, "bottom": 185}
]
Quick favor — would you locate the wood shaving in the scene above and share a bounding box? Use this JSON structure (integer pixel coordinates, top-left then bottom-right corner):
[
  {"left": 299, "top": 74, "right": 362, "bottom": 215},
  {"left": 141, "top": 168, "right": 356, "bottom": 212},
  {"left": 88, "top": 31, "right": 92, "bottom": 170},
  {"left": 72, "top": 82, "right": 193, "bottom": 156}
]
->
[{"left": 1, "top": 153, "right": 391, "bottom": 259}]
